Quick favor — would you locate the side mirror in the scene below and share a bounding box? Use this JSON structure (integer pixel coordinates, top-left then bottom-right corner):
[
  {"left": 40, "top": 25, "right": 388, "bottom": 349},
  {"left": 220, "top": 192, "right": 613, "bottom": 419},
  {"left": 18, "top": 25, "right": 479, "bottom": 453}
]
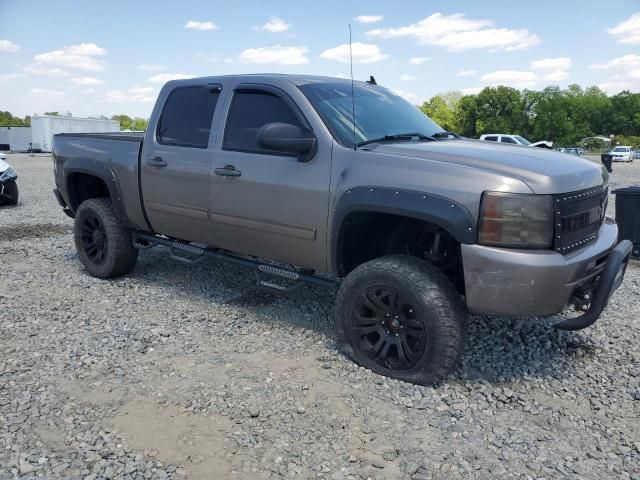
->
[{"left": 257, "top": 122, "right": 317, "bottom": 162}]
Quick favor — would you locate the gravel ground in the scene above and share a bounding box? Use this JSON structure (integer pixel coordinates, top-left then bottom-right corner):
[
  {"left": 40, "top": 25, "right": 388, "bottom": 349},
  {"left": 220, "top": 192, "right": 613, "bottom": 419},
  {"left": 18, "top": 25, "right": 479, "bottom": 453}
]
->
[{"left": 0, "top": 153, "right": 638, "bottom": 480}]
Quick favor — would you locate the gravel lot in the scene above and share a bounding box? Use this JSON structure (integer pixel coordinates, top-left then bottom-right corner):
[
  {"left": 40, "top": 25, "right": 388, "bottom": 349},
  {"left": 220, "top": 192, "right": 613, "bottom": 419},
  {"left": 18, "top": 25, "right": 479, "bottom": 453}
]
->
[{"left": 1, "top": 153, "right": 638, "bottom": 480}]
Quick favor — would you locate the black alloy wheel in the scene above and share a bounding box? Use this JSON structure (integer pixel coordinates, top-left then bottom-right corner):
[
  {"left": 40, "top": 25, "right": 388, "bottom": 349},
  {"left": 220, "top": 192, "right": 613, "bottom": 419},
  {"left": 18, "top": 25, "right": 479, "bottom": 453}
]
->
[
  {"left": 352, "top": 286, "right": 427, "bottom": 370},
  {"left": 80, "top": 212, "right": 109, "bottom": 265}
]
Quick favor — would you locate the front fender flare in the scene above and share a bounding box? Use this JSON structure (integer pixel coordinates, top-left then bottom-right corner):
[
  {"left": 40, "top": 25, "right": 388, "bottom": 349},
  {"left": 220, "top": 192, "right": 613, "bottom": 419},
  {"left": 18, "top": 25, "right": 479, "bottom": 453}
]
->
[{"left": 331, "top": 186, "right": 476, "bottom": 275}]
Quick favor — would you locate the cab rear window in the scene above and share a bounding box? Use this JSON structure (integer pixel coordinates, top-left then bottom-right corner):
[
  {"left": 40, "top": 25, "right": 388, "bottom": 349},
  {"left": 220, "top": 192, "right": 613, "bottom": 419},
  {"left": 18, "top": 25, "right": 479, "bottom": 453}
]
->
[{"left": 157, "top": 86, "right": 220, "bottom": 148}]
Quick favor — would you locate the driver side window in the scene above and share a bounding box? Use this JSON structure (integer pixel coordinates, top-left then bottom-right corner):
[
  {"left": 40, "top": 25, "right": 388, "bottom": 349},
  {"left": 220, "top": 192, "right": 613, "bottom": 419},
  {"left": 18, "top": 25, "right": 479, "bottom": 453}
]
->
[{"left": 223, "top": 90, "right": 302, "bottom": 153}]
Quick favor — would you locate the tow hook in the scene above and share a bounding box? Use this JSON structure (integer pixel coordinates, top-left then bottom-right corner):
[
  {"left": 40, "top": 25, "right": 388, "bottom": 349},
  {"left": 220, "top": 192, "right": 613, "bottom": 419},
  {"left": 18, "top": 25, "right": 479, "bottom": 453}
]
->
[{"left": 571, "top": 289, "right": 593, "bottom": 312}]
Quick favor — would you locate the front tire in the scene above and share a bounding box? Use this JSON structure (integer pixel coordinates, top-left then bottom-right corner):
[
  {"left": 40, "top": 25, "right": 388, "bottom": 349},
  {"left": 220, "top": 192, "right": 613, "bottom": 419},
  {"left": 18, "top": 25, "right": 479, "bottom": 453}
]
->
[
  {"left": 74, "top": 198, "right": 138, "bottom": 279},
  {"left": 0, "top": 180, "right": 18, "bottom": 205},
  {"left": 335, "top": 255, "right": 465, "bottom": 386}
]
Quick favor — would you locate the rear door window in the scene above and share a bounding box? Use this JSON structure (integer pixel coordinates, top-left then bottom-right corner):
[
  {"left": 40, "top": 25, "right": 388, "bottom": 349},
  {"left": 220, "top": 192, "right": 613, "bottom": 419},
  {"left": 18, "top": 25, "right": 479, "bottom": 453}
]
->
[
  {"left": 157, "top": 86, "right": 220, "bottom": 148},
  {"left": 223, "top": 90, "right": 302, "bottom": 153},
  {"left": 484, "top": 136, "right": 498, "bottom": 141}
]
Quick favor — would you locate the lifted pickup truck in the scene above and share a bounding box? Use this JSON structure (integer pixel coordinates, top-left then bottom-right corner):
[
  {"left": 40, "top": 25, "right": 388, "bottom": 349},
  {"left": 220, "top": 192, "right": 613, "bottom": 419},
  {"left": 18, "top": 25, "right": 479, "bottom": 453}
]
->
[{"left": 53, "top": 74, "right": 632, "bottom": 385}]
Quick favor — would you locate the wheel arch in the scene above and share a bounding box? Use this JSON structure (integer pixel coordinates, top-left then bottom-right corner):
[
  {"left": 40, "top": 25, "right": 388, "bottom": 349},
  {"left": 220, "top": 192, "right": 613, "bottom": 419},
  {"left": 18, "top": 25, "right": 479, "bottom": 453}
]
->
[
  {"left": 64, "top": 159, "right": 132, "bottom": 228},
  {"left": 331, "top": 186, "right": 476, "bottom": 277}
]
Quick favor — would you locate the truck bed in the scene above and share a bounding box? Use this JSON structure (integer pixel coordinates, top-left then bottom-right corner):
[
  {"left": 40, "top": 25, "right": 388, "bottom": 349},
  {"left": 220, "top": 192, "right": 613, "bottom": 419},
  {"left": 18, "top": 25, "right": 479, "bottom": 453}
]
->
[
  {"left": 54, "top": 132, "right": 145, "bottom": 142},
  {"left": 52, "top": 131, "right": 148, "bottom": 231}
]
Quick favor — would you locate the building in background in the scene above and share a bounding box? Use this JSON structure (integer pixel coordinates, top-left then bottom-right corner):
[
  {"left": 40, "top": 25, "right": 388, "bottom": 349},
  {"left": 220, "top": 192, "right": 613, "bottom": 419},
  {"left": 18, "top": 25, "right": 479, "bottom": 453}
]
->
[{"left": 30, "top": 116, "right": 119, "bottom": 152}]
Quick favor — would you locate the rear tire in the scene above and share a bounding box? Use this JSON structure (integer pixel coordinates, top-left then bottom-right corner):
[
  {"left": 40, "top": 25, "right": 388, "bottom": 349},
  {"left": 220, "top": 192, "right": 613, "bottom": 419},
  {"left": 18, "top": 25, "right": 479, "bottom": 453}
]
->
[
  {"left": 335, "top": 255, "right": 465, "bottom": 386},
  {"left": 74, "top": 198, "right": 138, "bottom": 279},
  {"left": 0, "top": 180, "right": 18, "bottom": 205}
]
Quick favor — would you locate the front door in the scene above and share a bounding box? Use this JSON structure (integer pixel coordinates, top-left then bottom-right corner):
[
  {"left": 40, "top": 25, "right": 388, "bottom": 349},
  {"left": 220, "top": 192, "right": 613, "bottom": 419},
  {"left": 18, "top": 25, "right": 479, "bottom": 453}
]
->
[
  {"left": 141, "top": 84, "right": 221, "bottom": 244},
  {"left": 210, "top": 86, "right": 331, "bottom": 270}
]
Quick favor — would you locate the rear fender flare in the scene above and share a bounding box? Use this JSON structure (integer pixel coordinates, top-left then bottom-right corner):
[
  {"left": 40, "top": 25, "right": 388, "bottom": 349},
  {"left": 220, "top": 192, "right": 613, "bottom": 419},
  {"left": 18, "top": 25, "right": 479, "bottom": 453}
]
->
[
  {"left": 331, "top": 186, "right": 476, "bottom": 275},
  {"left": 64, "top": 158, "right": 132, "bottom": 228}
]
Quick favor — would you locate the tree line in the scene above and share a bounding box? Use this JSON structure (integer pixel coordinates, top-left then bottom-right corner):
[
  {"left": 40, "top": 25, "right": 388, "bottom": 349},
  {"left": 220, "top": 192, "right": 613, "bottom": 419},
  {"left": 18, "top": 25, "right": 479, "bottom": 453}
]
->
[
  {"left": 420, "top": 85, "right": 640, "bottom": 148},
  {"left": 0, "top": 111, "right": 149, "bottom": 131}
]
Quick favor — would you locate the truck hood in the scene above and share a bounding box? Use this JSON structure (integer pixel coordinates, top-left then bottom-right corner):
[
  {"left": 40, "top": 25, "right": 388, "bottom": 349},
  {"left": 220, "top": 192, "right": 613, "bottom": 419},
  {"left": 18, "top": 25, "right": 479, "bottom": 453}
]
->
[
  {"left": 0, "top": 159, "right": 9, "bottom": 173},
  {"left": 371, "top": 139, "right": 607, "bottom": 194}
]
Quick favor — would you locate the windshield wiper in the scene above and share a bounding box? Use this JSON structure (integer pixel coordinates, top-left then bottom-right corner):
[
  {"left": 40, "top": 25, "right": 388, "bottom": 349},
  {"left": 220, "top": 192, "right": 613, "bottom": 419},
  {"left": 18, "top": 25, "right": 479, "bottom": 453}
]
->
[
  {"left": 356, "top": 133, "right": 436, "bottom": 148},
  {"left": 432, "top": 131, "right": 462, "bottom": 139}
]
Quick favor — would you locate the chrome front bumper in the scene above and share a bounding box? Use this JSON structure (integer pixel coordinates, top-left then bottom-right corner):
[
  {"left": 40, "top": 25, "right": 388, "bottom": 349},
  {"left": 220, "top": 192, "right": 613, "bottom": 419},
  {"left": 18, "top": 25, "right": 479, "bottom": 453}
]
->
[{"left": 462, "top": 218, "right": 621, "bottom": 317}]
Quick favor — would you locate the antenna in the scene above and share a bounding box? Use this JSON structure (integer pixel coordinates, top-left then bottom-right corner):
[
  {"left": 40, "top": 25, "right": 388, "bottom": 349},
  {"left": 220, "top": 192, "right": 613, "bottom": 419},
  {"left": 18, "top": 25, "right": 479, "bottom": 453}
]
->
[{"left": 349, "top": 24, "right": 356, "bottom": 150}]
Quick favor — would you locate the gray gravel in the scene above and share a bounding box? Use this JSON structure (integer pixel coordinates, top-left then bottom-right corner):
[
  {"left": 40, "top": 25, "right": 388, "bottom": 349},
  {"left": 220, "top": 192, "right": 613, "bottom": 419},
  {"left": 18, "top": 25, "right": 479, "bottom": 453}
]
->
[{"left": 1, "top": 153, "right": 639, "bottom": 479}]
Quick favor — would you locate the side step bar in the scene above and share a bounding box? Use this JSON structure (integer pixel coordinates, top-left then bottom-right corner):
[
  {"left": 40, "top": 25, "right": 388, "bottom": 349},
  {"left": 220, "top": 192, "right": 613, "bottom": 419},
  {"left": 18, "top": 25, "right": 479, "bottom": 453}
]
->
[{"left": 132, "top": 231, "right": 339, "bottom": 292}]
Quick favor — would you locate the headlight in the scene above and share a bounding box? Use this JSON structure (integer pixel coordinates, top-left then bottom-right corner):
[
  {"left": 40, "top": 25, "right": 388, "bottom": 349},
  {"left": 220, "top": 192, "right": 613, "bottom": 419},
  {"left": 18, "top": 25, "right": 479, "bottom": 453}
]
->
[
  {"left": 0, "top": 166, "right": 16, "bottom": 182},
  {"left": 478, "top": 192, "right": 553, "bottom": 248}
]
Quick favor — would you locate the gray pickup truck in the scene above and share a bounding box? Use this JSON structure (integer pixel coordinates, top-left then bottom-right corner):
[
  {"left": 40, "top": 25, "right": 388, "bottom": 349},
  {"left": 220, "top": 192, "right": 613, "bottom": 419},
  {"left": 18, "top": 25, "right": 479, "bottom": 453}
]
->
[{"left": 52, "top": 74, "right": 632, "bottom": 385}]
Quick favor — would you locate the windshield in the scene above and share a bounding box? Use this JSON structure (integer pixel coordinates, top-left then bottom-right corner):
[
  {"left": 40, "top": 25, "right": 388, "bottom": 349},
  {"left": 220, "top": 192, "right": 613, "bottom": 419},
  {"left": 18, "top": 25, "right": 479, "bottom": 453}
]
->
[
  {"left": 613, "top": 147, "right": 629, "bottom": 152},
  {"left": 514, "top": 135, "right": 530, "bottom": 145},
  {"left": 300, "top": 82, "right": 444, "bottom": 148}
]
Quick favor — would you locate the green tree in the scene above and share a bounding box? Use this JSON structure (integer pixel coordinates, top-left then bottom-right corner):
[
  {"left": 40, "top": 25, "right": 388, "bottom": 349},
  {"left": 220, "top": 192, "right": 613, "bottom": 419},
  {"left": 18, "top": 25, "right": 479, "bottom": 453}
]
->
[
  {"left": 420, "top": 91, "right": 463, "bottom": 132},
  {"left": 0, "top": 111, "right": 30, "bottom": 126},
  {"left": 474, "top": 86, "right": 525, "bottom": 135},
  {"left": 111, "top": 115, "right": 148, "bottom": 131}
]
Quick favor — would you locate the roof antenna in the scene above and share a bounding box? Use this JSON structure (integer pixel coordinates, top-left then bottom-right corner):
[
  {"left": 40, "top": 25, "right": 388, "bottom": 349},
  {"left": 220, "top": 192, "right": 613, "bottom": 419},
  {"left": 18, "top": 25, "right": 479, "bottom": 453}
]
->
[
  {"left": 366, "top": 75, "right": 377, "bottom": 85},
  {"left": 349, "top": 24, "right": 357, "bottom": 150}
]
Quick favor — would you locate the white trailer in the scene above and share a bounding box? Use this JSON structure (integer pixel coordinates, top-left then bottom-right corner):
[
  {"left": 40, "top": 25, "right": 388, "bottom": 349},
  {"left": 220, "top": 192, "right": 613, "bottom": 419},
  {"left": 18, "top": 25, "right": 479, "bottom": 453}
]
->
[
  {"left": 8, "top": 127, "right": 33, "bottom": 151},
  {"left": 0, "top": 127, "right": 9, "bottom": 150},
  {"left": 30, "top": 116, "right": 120, "bottom": 152}
]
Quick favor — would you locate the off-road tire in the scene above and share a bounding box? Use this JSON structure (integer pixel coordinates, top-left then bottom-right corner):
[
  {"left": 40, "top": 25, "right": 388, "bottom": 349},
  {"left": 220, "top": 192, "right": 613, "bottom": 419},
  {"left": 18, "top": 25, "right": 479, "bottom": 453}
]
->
[
  {"left": 335, "top": 255, "right": 465, "bottom": 385},
  {"left": 0, "top": 180, "right": 18, "bottom": 205},
  {"left": 74, "top": 198, "right": 138, "bottom": 279}
]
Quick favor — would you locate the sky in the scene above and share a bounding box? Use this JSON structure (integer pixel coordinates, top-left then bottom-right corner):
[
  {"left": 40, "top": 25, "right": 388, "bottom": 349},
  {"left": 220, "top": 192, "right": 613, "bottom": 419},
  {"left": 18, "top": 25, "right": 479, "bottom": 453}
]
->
[{"left": 1, "top": 0, "right": 639, "bottom": 118}]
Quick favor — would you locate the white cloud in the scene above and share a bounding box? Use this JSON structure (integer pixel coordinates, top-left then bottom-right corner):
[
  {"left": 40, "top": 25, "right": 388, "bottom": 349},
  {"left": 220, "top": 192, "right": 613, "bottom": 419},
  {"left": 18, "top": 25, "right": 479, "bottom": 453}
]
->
[
  {"left": 33, "top": 43, "right": 106, "bottom": 72},
  {"left": 409, "top": 57, "right": 430, "bottom": 65},
  {"left": 355, "top": 15, "right": 383, "bottom": 24},
  {"left": 392, "top": 89, "right": 419, "bottom": 103},
  {"left": 608, "top": 13, "right": 640, "bottom": 44},
  {"left": 147, "top": 73, "right": 194, "bottom": 83},
  {"left": 481, "top": 70, "right": 537, "bottom": 88},
  {"left": 530, "top": 57, "right": 571, "bottom": 71},
  {"left": 540, "top": 70, "right": 570, "bottom": 82},
  {"left": 590, "top": 54, "right": 640, "bottom": 70},
  {"left": 185, "top": 20, "right": 218, "bottom": 31},
  {"left": 239, "top": 45, "right": 309, "bottom": 65},
  {"left": 30, "top": 88, "right": 65, "bottom": 98},
  {"left": 400, "top": 74, "right": 415, "bottom": 81},
  {"left": 366, "top": 13, "right": 540, "bottom": 51},
  {"left": 0, "top": 73, "right": 26, "bottom": 84},
  {"left": 320, "top": 42, "right": 387, "bottom": 64},
  {"left": 137, "top": 64, "right": 166, "bottom": 71},
  {"left": 80, "top": 88, "right": 95, "bottom": 95},
  {"left": 461, "top": 86, "right": 482, "bottom": 95},
  {"left": 0, "top": 39, "right": 20, "bottom": 52},
  {"left": 256, "top": 16, "right": 290, "bottom": 33},
  {"left": 25, "top": 65, "right": 72, "bottom": 77},
  {"left": 456, "top": 69, "right": 476, "bottom": 77},
  {"left": 626, "top": 69, "right": 640, "bottom": 80},
  {"left": 598, "top": 80, "right": 631, "bottom": 94},
  {"left": 107, "top": 86, "right": 156, "bottom": 103},
  {"left": 70, "top": 76, "right": 105, "bottom": 86}
]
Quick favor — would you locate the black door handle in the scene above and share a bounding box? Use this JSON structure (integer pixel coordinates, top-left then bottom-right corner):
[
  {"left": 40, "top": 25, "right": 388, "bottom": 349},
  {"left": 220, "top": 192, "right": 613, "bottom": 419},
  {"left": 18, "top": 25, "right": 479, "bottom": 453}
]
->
[
  {"left": 146, "top": 157, "right": 167, "bottom": 168},
  {"left": 215, "top": 165, "right": 241, "bottom": 177}
]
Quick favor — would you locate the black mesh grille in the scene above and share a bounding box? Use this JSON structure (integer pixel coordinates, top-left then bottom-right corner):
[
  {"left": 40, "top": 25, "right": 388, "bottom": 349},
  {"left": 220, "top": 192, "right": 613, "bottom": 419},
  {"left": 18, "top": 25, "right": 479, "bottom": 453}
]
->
[{"left": 553, "top": 185, "right": 608, "bottom": 254}]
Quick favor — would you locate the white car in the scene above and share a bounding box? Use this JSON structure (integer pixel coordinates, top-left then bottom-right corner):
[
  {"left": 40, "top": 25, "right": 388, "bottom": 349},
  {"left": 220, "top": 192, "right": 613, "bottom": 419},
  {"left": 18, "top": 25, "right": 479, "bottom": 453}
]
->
[
  {"left": 479, "top": 134, "right": 553, "bottom": 149},
  {"left": 609, "top": 146, "right": 633, "bottom": 162}
]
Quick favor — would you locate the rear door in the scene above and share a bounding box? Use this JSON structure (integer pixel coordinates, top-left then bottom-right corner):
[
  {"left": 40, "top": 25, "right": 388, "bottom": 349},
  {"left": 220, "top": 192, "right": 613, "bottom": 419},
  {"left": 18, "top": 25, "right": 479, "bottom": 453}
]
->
[
  {"left": 209, "top": 84, "right": 331, "bottom": 270},
  {"left": 141, "top": 83, "right": 221, "bottom": 244}
]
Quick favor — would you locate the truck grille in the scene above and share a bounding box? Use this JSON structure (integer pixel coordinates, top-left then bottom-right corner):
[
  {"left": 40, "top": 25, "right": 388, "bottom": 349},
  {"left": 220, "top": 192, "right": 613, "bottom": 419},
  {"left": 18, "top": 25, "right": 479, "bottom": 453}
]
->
[{"left": 553, "top": 185, "right": 608, "bottom": 254}]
